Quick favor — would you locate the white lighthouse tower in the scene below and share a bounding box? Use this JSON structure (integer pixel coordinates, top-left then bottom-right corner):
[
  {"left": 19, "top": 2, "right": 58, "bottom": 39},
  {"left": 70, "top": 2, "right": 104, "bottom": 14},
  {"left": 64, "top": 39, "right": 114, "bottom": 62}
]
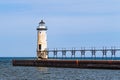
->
[{"left": 37, "top": 20, "right": 48, "bottom": 59}]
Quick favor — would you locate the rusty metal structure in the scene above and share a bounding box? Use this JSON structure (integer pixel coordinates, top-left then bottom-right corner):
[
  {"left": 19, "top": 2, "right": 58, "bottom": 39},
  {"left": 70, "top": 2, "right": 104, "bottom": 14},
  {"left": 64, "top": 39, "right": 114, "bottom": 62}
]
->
[{"left": 12, "top": 59, "right": 120, "bottom": 69}]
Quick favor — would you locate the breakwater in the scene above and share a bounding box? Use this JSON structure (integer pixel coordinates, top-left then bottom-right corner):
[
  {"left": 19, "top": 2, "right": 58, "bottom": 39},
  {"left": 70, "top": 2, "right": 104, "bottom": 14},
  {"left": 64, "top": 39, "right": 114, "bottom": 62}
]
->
[{"left": 12, "top": 59, "right": 120, "bottom": 69}]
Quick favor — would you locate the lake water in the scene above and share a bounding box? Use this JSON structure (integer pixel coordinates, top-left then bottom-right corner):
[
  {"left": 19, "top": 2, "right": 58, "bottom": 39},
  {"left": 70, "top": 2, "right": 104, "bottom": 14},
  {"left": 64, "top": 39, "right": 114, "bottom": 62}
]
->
[{"left": 0, "top": 57, "right": 120, "bottom": 80}]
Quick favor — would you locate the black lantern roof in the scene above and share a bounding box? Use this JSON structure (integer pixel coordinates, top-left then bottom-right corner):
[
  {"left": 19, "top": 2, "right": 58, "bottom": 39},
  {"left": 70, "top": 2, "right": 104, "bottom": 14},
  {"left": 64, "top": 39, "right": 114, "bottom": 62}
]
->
[{"left": 39, "top": 20, "right": 45, "bottom": 24}]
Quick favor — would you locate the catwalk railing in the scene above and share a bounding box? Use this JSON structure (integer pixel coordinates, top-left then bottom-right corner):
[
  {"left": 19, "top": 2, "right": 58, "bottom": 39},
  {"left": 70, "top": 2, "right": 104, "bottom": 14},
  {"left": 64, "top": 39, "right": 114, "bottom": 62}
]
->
[{"left": 38, "top": 47, "right": 120, "bottom": 59}]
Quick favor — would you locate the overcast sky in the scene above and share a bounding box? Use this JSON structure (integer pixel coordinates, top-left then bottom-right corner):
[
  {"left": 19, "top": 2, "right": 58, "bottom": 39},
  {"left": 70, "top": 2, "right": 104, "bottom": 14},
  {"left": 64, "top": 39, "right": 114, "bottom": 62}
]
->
[{"left": 0, "top": 0, "right": 120, "bottom": 57}]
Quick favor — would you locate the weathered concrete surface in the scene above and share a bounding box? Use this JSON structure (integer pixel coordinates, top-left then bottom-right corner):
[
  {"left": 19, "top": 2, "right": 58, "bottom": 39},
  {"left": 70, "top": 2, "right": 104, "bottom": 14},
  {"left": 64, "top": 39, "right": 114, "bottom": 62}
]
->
[{"left": 12, "top": 60, "right": 120, "bottom": 69}]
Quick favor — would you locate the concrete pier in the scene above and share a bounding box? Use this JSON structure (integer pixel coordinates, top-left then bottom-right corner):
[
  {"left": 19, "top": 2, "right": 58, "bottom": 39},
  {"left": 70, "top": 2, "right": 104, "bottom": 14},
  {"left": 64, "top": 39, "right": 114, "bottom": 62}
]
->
[{"left": 12, "top": 60, "right": 120, "bottom": 69}]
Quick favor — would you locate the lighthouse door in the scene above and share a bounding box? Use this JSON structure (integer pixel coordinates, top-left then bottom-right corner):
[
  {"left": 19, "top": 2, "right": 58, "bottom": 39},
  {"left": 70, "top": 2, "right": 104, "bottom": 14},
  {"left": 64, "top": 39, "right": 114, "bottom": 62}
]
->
[{"left": 39, "top": 44, "right": 41, "bottom": 51}]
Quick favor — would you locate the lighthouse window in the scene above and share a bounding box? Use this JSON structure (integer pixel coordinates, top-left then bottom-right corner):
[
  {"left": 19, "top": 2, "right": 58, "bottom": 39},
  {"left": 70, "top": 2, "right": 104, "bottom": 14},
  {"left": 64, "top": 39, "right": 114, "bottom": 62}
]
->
[{"left": 39, "top": 44, "right": 41, "bottom": 50}]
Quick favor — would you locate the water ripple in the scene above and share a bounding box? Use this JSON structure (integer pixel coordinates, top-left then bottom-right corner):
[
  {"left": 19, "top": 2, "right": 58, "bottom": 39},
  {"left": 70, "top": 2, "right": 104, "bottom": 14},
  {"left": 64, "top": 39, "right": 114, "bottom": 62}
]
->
[{"left": 0, "top": 58, "right": 120, "bottom": 80}]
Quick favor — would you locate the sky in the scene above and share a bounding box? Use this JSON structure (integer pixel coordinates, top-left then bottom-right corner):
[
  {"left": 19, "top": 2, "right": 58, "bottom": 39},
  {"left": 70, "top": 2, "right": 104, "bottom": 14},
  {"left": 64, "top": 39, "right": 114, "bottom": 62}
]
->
[{"left": 0, "top": 0, "right": 120, "bottom": 57}]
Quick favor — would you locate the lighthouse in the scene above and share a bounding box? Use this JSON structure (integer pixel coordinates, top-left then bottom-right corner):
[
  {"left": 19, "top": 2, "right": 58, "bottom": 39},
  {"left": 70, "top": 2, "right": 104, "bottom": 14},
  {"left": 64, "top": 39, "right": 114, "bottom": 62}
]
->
[{"left": 37, "top": 20, "right": 48, "bottom": 59}]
